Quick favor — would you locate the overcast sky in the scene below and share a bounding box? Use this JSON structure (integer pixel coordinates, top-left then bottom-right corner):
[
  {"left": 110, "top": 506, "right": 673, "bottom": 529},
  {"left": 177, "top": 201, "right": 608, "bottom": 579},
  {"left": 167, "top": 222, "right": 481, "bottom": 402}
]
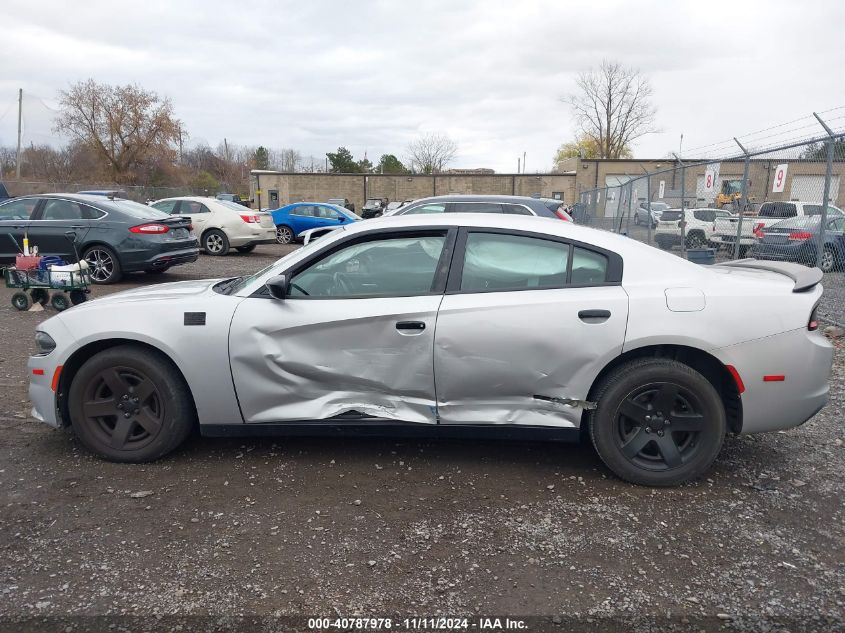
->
[{"left": 1, "top": 0, "right": 844, "bottom": 172}]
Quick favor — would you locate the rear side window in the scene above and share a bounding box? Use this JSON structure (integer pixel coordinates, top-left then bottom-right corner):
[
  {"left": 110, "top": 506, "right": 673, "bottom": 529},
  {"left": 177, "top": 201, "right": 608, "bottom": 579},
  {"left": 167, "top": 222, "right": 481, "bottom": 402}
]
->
[
  {"left": 451, "top": 202, "right": 502, "bottom": 214},
  {"left": 571, "top": 247, "right": 608, "bottom": 285},
  {"left": 291, "top": 205, "right": 315, "bottom": 217},
  {"left": 502, "top": 203, "right": 533, "bottom": 216},
  {"left": 661, "top": 210, "right": 683, "bottom": 221},
  {"left": 152, "top": 200, "right": 179, "bottom": 214},
  {"left": 460, "top": 233, "right": 569, "bottom": 292},
  {"left": 0, "top": 198, "right": 38, "bottom": 220},
  {"left": 41, "top": 199, "right": 85, "bottom": 221},
  {"left": 693, "top": 209, "right": 716, "bottom": 222},
  {"left": 759, "top": 202, "right": 797, "bottom": 218},
  {"left": 179, "top": 200, "right": 210, "bottom": 214}
]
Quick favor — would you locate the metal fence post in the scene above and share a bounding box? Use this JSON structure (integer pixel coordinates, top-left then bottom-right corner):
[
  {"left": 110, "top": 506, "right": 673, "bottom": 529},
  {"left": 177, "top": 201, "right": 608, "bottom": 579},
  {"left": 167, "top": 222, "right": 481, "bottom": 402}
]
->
[
  {"left": 646, "top": 175, "right": 652, "bottom": 246},
  {"left": 680, "top": 162, "right": 687, "bottom": 255},
  {"left": 812, "top": 113, "right": 837, "bottom": 269},
  {"left": 732, "top": 139, "right": 751, "bottom": 259},
  {"left": 625, "top": 181, "right": 632, "bottom": 235}
]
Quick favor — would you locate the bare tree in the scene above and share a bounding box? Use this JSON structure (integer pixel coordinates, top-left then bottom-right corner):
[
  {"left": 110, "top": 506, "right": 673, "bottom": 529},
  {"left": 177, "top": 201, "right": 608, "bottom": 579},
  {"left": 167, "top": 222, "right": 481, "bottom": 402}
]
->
[
  {"left": 565, "top": 60, "right": 657, "bottom": 159},
  {"left": 406, "top": 133, "right": 458, "bottom": 173},
  {"left": 269, "top": 147, "right": 302, "bottom": 172},
  {"left": 54, "top": 79, "right": 182, "bottom": 183}
]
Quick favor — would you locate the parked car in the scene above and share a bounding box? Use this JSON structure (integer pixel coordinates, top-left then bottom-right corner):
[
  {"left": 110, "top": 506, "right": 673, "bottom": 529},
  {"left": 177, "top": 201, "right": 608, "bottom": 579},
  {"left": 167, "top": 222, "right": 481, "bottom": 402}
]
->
[
  {"left": 327, "top": 198, "right": 356, "bottom": 213},
  {"left": 750, "top": 215, "right": 845, "bottom": 273},
  {"left": 0, "top": 182, "right": 11, "bottom": 202},
  {"left": 151, "top": 196, "right": 275, "bottom": 256},
  {"left": 215, "top": 193, "right": 249, "bottom": 207},
  {"left": 634, "top": 201, "right": 669, "bottom": 227},
  {"left": 391, "top": 195, "right": 573, "bottom": 221},
  {"left": 540, "top": 198, "right": 574, "bottom": 222},
  {"left": 361, "top": 197, "right": 389, "bottom": 219},
  {"left": 712, "top": 201, "right": 843, "bottom": 254},
  {"left": 28, "top": 214, "right": 833, "bottom": 486},
  {"left": 655, "top": 208, "right": 734, "bottom": 250},
  {"left": 270, "top": 202, "right": 361, "bottom": 244},
  {"left": 77, "top": 189, "right": 129, "bottom": 199},
  {"left": 0, "top": 194, "right": 198, "bottom": 283}
]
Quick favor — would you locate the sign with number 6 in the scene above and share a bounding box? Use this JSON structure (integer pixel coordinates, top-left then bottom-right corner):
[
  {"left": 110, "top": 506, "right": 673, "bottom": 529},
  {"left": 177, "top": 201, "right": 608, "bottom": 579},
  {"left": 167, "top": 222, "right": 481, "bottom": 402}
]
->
[{"left": 772, "top": 164, "right": 788, "bottom": 193}]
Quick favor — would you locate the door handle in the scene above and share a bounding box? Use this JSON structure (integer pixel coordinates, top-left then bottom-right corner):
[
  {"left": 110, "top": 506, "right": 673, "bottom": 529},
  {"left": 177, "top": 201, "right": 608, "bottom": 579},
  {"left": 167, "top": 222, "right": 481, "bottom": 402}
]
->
[
  {"left": 578, "top": 309, "right": 611, "bottom": 322},
  {"left": 396, "top": 321, "right": 426, "bottom": 332}
]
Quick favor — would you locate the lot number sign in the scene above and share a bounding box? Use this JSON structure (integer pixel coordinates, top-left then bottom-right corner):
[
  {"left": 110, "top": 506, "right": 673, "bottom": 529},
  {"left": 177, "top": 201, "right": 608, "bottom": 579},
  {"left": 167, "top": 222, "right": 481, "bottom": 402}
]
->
[{"left": 772, "top": 164, "right": 788, "bottom": 193}]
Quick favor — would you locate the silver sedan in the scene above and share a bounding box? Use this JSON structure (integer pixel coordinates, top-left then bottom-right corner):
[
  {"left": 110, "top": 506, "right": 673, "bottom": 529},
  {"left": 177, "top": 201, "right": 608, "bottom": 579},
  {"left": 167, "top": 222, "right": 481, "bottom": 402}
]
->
[{"left": 28, "top": 214, "right": 834, "bottom": 485}]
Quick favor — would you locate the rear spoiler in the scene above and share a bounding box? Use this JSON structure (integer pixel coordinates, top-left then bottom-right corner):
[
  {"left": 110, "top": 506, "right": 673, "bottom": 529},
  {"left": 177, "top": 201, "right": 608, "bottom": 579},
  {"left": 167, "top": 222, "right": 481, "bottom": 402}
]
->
[{"left": 714, "top": 259, "right": 823, "bottom": 292}]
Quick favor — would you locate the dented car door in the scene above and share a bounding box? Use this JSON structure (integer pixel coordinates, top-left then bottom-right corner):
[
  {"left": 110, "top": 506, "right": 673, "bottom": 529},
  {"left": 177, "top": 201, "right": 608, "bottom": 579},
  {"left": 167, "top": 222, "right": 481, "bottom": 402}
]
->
[
  {"left": 434, "top": 229, "right": 628, "bottom": 427},
  {"left": 228, "top": 229, "right": 454, "bottom": 424}
]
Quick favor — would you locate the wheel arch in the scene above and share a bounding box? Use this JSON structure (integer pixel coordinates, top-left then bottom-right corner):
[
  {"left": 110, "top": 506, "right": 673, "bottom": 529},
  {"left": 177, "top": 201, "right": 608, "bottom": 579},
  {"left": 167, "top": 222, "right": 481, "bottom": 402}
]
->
[
  {"left": 56, "top": 338, "right": 198, "bottom": 429},
  {"left": 580, "top": 343, "right": 743, "bottom": 437}
]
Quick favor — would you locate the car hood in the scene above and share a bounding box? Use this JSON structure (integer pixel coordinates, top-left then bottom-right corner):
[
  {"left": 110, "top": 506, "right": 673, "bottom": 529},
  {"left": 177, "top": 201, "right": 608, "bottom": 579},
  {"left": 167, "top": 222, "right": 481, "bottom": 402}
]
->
[{"left": 75, "top": 278, "right": 224, "bottom": 308}]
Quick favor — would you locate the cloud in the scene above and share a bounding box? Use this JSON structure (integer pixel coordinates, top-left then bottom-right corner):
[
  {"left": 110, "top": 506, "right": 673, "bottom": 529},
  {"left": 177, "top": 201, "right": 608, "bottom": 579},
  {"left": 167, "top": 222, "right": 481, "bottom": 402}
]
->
[{"left": 0, "top": 0, "right": 844, "bottom": 171}]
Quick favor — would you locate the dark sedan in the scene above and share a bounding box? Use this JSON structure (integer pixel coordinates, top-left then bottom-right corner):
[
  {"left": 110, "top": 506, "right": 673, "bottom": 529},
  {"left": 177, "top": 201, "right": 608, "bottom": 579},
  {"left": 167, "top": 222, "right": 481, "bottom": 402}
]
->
[
  {"left": 751, "top": 215, "right": 845, "bottom": 273},
  {"left": 0, "top": 194, "right": 199, "bottom": 283},
  {"left": 389, "top": 195, "right": 573, "bottom": 221}
]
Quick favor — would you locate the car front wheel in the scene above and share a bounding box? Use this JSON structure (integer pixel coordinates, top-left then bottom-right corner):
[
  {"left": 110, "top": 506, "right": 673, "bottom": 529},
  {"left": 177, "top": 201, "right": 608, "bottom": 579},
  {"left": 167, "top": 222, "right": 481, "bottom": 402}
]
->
[
  {"left": 68, "top": 345, "right": 196, "bottom": 462},
  {"left": 588, "top": 358, "right": 726, "bottom": 486},
  {"left": 276, "top": 225, "right": 294, "bottom": 244}
]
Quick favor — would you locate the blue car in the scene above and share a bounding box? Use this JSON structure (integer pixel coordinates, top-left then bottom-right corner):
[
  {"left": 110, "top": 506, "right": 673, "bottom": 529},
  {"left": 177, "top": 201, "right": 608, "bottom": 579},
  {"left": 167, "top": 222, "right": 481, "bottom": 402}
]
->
[{"left": 271, "top": 202, "right": 361, "bottom": 244}]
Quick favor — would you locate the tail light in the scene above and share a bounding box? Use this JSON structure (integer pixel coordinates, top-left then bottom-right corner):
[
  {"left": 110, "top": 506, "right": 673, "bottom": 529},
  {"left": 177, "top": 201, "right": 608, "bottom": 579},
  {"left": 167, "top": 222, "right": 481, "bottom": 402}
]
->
[
  {"left": 808, "top": 303, "right": 819, "bottom": 331},
  {"left": 187, "top": 224, "right": 193, "bottom": 232},
  {"left": 129, "top": 223, "right": 169, "bottom": 234},
  {"left": 240, "top": 214, "right": 261, "bottom": 224},
  {"left": 753, "top": 222, "right": 766, "bottom": 239},
  {"left": 788, "top": 231, "right": 813, "bottom": 241},
  {"left": 554, "top": 209, "right": 571, "bottom": 221}
]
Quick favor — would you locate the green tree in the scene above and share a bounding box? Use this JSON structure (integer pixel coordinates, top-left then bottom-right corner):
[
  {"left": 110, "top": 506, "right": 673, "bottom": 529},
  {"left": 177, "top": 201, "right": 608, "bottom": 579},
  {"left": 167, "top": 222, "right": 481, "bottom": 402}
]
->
[
  {"left": 554, "top": 134, "right": 631, "bottom": 165},
  {"left": 802, "top": 140, "right": 845, "bottom": 160},
  {"left": 326, "top": 147, "right": 358, "bottom": 173},
  {"left": 357, "top": 157, "right": 373, "bottom": 173},
  {"left": 377, "top": 154, "right": 406, "bottom": 173},
  {"left": 191, "top": 170, "right": 220, "bottom": 194},
  {"left": 253, "top": 146, "right": 270, "bottom": 170}
]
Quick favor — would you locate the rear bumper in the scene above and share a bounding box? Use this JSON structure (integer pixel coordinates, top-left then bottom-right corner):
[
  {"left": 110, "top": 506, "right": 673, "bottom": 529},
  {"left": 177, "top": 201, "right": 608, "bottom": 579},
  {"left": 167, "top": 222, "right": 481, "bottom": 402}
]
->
[
  {"left": 750, "top": 242, "right": 814, "bottom": 264},
  {"left": 228, "top": 228, "right": 276, "bottom": 247},
  {"left": 120, "top": 238, "right": 200, "bottom": 272},
  {"left": 361, "top": 210, "right": 383, "bottom": 219},
  {"left": 713, "top": 328, "right": 834, "bottom": 434},
  {"left": 711, "top": 234, "right": 755, "bottom": 246}
]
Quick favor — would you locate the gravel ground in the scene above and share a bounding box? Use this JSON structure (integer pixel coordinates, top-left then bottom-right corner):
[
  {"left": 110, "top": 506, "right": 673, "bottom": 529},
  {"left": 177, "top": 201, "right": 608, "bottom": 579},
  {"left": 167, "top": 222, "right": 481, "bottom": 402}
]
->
[{"left": 1, "top": 244, "right": 844, "bottom": 632}]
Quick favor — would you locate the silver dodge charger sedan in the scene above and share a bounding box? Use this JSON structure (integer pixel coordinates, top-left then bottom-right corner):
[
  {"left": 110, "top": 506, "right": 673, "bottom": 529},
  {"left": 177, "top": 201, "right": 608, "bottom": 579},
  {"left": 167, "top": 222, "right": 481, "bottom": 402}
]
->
[{"left": 28, "top": 214, "right": 833, "bottom": 486}]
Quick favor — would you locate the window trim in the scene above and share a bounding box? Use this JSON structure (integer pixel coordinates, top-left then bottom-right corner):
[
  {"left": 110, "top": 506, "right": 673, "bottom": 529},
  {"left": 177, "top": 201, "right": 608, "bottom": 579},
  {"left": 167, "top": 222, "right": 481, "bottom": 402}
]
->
[
  {"left": 250, "top": 226, "right": 458, "bottom": 300},
  {"left": 0, "top": 196, "right": 43, "bottom": 221},
  {"left": 444, "top": 227, "right": 623, "bottom": 295},
  {"left": 31, "top": 197, "right": 108, "bottom": 222}
]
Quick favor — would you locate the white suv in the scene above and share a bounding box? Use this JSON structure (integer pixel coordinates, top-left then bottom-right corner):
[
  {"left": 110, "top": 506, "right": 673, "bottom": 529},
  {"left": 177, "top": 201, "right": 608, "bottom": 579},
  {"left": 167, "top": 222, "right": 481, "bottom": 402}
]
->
[
  {"left": 655, "top": 207, "right": 733, "bottom": 250},
  {"left": 152, "top": 197, "right": 276, "bottom": 256}
]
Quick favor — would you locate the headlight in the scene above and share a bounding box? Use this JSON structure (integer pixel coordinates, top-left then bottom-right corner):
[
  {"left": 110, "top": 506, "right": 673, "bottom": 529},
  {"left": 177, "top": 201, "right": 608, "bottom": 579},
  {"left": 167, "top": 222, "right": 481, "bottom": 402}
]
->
[{"left": 34, "top": 331, "right": 56, "bottom": 356}]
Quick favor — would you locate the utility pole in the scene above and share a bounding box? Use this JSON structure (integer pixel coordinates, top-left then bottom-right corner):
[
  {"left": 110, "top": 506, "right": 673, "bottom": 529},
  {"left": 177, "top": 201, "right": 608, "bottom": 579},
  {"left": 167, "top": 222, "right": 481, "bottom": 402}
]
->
[
  {"left": 522, "top": 151, "right": 526, "bottom": 174},
  {"left": 15, "top": 88, "right": 22, "bottom": 179},
  {"left": 517, "top": 157, "right": 520, "bottom": 174}
]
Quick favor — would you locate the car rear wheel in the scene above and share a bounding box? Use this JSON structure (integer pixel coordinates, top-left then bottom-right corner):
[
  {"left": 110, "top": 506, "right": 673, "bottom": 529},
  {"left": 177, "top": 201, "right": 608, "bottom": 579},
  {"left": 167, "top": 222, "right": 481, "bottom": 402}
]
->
[
  {"left": 83, "top": 246, "right": 122, "bottom": 284},
  {"left": 588, "top": 358, "right": 726, "bottom": 486},
  {"left": 68, "top": 345, "right": 196, "bottom": 462},
  {"left": 203, "top": 229, "right": 230, "bottom": 256},
  {"left": 236, "top": 244, "right": 256, "bottom": 253},
  {"left": 656, "top": 236, "right": 673, "bottom": 250},
  {"left": 820, "top": 246, "right": 836, "bottom": 273},
  {"left": 276, "top": 225, "right": 294, "bottom": 244},
  {"left": 634, "top": 212, "right": 641, "bottom": 225},
  {"left": 686, "top": 231, "right": 706, "bottom": 249}
]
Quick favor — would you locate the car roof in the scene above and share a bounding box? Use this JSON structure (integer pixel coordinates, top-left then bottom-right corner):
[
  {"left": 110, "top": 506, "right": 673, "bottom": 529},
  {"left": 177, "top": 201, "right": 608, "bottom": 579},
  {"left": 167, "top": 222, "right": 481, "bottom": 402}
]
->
[
  {"left": 409, "top": 194, "right": 547, "bottom": 204},
  {"left": 154, "top": 196, "right": 216, "bottom": 203}
]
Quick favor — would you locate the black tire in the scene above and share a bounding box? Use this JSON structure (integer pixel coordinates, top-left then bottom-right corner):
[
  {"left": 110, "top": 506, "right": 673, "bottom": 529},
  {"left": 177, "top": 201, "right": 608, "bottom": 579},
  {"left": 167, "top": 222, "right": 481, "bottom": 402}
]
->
[
  {"left": 820, "top": 246, "right": 836, "bottom": 273},
  {"left": 11, "top": 291, "right": 31, "bottom": 311},
  {"left": 30, "top": 288, "right": 49, "bottom": 306},
  {"left": 236, "top": 244, "right": 256, "bottom": 253},
  {"left": 656, "top": 237, "right": 673, "bottom": 251},
  {"left": 686, "top": 231, "right": 706, "bottom": 249},
  {"left": 587, "top": 358, "right": 726, "bottom": 486},
  {"left": 67, "top": 345, "right": 196, "bottom": 462},
  {"left": 50, "top": 292, "right": 70, "bottom": 311},
  {"left": 83, "top": 245, "right": 122, "bottom": 284},
  {"left": 275, "top": 225, "right": 294, "bottom": 245},
  {"left": 203, "top": 229, "right": 230, "bottom": 256},
  {"left": 634, "top": 212, "right": 641, "bottom": 226},
  {"left": 69, "top": 289, "right": 87, "bottom": 305}
]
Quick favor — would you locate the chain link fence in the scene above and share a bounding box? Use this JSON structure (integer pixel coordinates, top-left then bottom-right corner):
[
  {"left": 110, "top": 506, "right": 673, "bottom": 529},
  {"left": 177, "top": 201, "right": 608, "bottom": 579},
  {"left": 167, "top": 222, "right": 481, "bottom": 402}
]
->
[{"left": 574, "top": 131, "right": 845, "bottom": 328}]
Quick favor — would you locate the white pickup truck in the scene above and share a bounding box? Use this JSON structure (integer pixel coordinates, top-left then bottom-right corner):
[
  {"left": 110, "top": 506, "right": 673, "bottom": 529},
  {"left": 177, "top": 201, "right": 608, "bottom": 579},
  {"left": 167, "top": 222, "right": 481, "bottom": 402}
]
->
[{"left": 711, "top": 201, "right": 843, "bottom": 253}]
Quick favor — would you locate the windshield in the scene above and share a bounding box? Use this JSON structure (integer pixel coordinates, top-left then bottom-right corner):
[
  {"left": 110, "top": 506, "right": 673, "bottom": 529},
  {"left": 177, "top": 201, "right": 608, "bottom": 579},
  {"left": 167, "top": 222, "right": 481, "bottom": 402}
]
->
[
  {"left": 333, "top": 204, "right": 362, "bottom": 220},
  {"left": 103, "top": 199, "right": 171, "bottom": 219}
]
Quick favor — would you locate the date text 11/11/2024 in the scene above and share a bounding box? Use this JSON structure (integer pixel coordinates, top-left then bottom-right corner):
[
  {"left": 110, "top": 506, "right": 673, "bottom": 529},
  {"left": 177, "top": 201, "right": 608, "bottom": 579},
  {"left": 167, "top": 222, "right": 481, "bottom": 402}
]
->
[{"left": 307, "top": 617, "right": 528, "bottom": 630}]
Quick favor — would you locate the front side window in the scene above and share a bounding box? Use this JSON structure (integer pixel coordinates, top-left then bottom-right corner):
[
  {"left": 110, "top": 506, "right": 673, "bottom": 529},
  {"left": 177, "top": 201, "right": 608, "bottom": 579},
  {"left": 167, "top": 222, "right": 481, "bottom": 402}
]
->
[
  {"left": 315, "top": 206, "right": 340, "bottom": 219},
  {"left": 289, "top": 234, "right": 446, "bottom": 298},
  {"left": 829, "top": 217, "right": 844, "bottom": 231},
  {"left": 460, "top": 233, "right": 570, "bottom": 292},
  {"left": 0, "top": 198, "right": 38, "bottom": 220},
  {"left": 41, "top": 199, "right": 84, "bottom": 221},
  {"left": 402, "top": 203, "right": 447, "bottom": 215}
]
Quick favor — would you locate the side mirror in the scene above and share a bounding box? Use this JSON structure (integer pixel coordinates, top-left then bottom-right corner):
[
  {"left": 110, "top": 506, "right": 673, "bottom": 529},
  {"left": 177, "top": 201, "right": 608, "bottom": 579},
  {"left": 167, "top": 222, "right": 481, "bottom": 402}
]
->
[
  {"left": 265, "top": 274, "right": 288, "bottom": 300},
  {"left": 337, "top": 215, "right": 346, "bottom": 222}
]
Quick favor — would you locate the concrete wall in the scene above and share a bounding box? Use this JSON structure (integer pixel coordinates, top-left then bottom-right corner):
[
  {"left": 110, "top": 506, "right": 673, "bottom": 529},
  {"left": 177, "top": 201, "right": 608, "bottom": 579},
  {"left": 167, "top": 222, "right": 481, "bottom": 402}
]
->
[{"left": 251, "top": 172, "right": 578, "bottom": 211}]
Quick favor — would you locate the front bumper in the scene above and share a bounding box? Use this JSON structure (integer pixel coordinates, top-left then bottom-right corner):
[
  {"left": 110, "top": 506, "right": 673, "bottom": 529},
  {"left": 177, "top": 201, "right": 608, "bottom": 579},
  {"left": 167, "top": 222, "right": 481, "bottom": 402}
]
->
[
  {"left": 27, "top": 319, "right": 77, "bottom": 429},
  {"left": 714, "top": 328, "right": 834, "bottom": 434}
]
